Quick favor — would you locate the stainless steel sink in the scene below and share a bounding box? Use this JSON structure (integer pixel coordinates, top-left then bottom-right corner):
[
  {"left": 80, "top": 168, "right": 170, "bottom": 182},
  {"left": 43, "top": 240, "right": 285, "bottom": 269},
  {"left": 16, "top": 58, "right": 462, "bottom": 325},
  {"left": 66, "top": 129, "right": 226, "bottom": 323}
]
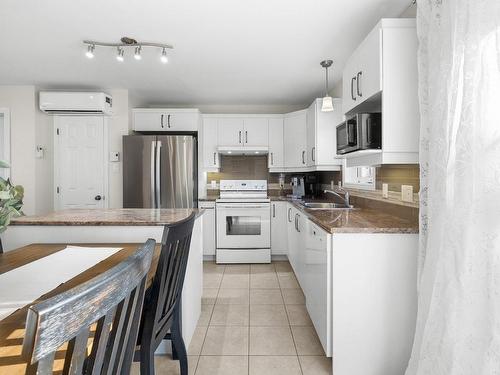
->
[{"left": 301, "top": 202, "right": 353, "bottom": 210}]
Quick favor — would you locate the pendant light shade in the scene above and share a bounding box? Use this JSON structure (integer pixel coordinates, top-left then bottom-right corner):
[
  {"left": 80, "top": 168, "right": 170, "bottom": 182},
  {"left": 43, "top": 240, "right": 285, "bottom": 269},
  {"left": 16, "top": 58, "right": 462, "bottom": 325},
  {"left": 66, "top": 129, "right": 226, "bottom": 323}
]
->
[
  {"left": 321, "top": 96, "right": 334, "bottom": 112},
  {"left": 320, "top": 60, "right": 334, "bottom": 112}
]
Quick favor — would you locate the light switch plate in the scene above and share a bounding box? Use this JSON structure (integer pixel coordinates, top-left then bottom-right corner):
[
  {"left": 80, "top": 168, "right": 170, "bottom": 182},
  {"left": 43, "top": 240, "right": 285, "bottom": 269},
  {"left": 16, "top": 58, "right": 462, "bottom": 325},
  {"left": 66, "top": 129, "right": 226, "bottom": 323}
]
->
[
  {"left": 382, "top": 183, "right": 389, "bottom": 198},
  {"left": 211, "top": 180, "right": 217, "bottom": 188},
  {"left": 401, "top": 185, "right": 414, "bottom": 203}
]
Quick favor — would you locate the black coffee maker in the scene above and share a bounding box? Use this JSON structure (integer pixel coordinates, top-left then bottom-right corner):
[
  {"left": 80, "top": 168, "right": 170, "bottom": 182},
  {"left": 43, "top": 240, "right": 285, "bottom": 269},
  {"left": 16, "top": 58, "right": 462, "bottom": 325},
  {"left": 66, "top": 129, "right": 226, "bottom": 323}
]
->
[{"left": 305, "top": 174, "right": 319, "bottom": 199}]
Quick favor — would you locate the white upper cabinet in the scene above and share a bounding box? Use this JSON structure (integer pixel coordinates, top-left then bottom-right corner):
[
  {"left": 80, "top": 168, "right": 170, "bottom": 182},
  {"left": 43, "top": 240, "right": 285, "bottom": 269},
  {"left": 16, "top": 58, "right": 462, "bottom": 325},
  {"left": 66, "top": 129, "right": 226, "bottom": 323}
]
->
[
  {"left": 306, "top": 99, "right": 343, "bottom": 170},
  {"left": 217, "top": 118, "right": 244, "bottom": 147},
  {"left": 341, "top": 18, "right": 419, "bottom": 166},
  {"left": 343, "top": 27, "right": 382, "bottom": 113},
  {"left": 216, "top": 117, "right": 268, "bottom": 148},
  {"left": 133, "top": 109, "right": 200, "bottom": 132},
  {"left": 243, "top": 118, "right": 268, "bottom": 147},
  {"left": 202, "top": 117, "right": 219, "bottom": 169},
  {"left": 284, "top": 110, "right": 307, "bottom": 169},
  {"left": 268, "top": 118, "right": 284, "bottom": 169}
]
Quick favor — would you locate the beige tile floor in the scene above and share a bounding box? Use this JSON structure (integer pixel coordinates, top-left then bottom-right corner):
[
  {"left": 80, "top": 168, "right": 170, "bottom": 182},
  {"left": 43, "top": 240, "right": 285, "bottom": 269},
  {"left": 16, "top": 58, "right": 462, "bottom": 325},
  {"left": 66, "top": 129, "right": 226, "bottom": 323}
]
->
[{"left": 131, "top": 261, "right": 332, "bottom": 375}]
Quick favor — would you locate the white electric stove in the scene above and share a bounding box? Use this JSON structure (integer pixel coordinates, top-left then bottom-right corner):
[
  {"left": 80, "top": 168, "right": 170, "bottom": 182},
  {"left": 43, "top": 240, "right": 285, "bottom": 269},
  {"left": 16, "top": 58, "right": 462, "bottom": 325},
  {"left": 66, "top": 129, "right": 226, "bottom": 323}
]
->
[{"left": 215, "top": 180, "right": 271, "bottom": 263}]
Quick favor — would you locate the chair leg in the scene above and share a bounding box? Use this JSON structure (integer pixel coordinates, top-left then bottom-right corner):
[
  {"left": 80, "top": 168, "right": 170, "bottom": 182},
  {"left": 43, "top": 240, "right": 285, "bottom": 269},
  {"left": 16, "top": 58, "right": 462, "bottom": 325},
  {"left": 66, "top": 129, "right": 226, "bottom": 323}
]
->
[
  {"left": 139, "top": 346, "right": 155, "bottom": 375},
  {"left": 171, "top": 313, "right": 188, "bottom": 375}
]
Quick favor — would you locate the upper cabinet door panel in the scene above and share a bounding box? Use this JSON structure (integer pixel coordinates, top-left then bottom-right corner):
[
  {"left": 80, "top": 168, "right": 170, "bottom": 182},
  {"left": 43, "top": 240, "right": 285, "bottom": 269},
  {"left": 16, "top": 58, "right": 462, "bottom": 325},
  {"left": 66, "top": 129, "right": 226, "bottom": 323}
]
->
[
  {"left": 163, "top": 112, "right": 199, "bottom": 131},
  {"left": 243, "top": 118, "right": 269, "bottom": 147},
  {"left": 133, "top": 112, "right": 162, "bottom": 131},
  {"left": 355, "top": 27, "right": 382, "bottom": 103},
  {"left": 284, "top": 110, "right": 307, "bottom": 168},
  {"left": 268, "top": 118, "right": 284, "bottom": 168},
  {"left": 203, "top": 117, "right": 219, "bottom": 168},
  {"left": 217, "top": 118, "right": 244, "bottom": 147},
  {"left": 306, "top": 102, "right": 316, "bottom": 167}
]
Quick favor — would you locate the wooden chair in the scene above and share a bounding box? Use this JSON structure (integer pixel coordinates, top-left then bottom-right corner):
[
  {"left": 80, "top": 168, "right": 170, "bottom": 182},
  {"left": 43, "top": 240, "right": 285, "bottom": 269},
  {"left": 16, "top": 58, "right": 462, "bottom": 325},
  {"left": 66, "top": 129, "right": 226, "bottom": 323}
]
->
[
  {"left": 21, "top": 239, "right": 156, "bottom": 375},
  {"left": 135, "top": 213, "right": 196, "bottom": 375}
]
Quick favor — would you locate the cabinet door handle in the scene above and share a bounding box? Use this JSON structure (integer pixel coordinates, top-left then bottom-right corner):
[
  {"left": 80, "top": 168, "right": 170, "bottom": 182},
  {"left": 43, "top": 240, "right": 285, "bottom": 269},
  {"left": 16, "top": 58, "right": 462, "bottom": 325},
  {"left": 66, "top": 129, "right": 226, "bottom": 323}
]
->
[
  {"left": 294, "top": 214, "right": 297, "bottom": 230},
  {"left": 213, "top": 152, "right": 217, "bottom": 165},
  {"left": 302, "top": 150, "right": 305, "bottom": 164},
  {"left": 160, "top": 114, "right": 164, "bottom": 128},
  {"left": 272, "top": 204, "right": 276, "bottom": 218},
  {"left": 288, "top": 207, "right": 292, "bottom": 222},
  {"left": 296, "top": 214, "right": 300, "bottom": 232},
  {"left": 239, "top": 131, "right": 242, "bottom": 144},
  {"left": 351, "top": 77, "right": 357, "bottom": 101},
  {"left": 245, "top": 131, "right": 248, "bottom": 144},
  {"left": 312, "top": 147, "right": 315, "bottom": 162},
  {"left": 167, "top": 114, "right": 171, "bottom": 128},
  {"left": 356, "top": 71, "right": 362, "bottom": 97},
  {"left": 271, "top": 152, "right": 274, "bottom": 165}
]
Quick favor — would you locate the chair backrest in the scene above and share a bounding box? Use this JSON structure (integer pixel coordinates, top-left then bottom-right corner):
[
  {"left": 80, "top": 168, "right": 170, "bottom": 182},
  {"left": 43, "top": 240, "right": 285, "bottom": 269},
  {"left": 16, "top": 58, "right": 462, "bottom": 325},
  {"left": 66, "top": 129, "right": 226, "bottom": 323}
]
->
[
  {"left": 142, "top": 213, "right": 196, "bottom": 348},
  {"left": 22, "top": 239, "right": 156, "bottom": 375}
]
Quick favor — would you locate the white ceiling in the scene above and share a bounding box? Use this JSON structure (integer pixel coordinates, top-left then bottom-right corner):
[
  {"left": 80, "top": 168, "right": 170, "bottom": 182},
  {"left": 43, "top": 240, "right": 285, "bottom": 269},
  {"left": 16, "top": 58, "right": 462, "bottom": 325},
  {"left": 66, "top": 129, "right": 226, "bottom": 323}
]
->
[{"left": 0, "top": 0, "right": 411, "bottom": 107}]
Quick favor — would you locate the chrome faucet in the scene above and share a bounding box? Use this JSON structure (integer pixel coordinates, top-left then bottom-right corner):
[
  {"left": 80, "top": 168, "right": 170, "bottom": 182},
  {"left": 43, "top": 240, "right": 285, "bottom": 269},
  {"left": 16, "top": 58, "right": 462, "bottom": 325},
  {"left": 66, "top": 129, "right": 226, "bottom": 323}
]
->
[{"left": 324, "top": 188, "right": 350, "bottom": 207}]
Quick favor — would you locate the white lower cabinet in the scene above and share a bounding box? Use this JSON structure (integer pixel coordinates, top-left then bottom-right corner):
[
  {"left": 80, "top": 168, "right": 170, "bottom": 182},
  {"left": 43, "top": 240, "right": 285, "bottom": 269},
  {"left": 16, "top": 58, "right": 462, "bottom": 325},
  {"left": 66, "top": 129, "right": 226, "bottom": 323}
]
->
[
  {"left": 270, "top": 202, "right": 288, "bottom": 255},
  {"left": 199, "top": 201, "right": 216, "bottom": 256},
  {"left": 303, "top": 221, "right": 331, "bottom": 356}
]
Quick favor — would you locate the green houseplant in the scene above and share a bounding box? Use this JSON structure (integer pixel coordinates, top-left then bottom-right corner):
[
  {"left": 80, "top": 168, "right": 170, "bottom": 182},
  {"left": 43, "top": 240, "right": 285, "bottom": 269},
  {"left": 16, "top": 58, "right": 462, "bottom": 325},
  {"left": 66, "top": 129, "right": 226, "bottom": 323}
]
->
[{"left": 0, "top": 160, "right": 24, "bottom": 252}]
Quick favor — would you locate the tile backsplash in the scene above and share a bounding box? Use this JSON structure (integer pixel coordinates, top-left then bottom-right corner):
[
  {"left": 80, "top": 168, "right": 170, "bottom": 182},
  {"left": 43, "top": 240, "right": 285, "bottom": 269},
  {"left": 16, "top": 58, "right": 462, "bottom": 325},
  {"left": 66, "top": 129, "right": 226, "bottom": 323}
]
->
[{"left": 375, "top": 164, "right": 420, "bottom": 192}]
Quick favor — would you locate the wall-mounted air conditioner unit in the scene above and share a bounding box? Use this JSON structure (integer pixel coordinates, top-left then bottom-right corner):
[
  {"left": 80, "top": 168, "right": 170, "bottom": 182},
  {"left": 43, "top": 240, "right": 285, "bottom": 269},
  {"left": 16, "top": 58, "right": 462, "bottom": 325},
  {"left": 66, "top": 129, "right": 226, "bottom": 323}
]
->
[{"left": 39, "top": 92, "right": 113, "bottom": 115}]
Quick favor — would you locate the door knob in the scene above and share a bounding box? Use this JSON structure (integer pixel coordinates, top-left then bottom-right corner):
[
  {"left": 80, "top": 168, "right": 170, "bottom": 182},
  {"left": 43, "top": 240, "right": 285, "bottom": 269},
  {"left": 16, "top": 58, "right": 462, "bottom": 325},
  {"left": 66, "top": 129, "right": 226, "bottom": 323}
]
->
[{"left": 95, "top": 195, "right": 102, "bottom": 201}]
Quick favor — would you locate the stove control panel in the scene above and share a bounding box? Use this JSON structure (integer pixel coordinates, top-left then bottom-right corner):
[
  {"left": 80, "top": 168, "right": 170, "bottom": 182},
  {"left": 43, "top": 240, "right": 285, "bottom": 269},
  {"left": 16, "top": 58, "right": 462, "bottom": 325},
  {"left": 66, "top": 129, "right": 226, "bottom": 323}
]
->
[{"left": 219, "top": 180, "right": 267, "bottom": 192}]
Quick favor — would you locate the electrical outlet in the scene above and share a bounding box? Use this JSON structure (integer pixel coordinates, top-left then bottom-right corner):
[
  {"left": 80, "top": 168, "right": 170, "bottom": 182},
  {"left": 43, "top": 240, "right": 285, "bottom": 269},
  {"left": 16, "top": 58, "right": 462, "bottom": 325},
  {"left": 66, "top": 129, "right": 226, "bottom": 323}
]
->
[
  {"left": 338, "top": 180, "right": 342, "bottom": 188},
  {"left": 382, "top": 183, "right": 389, "bottom": 198},
  {"left": 211, "top": 180, "right": 217, "bottom": 189},
  {"left": 331, "top": 180, "right": 335, "bottom": 190},
  {"left": 109, "top": 151, "right": 120, "bottom": 162},
  {"left": 401, "top": 185, "right": 414, "bottom": 203}
]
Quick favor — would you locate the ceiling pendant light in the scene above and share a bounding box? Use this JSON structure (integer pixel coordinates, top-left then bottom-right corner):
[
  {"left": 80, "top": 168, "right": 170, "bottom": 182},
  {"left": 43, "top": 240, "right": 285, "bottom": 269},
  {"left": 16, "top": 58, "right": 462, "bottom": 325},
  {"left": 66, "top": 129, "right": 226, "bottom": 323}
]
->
[
  {"left": 320, "top": 60, "right": 334, "bottom": 112},
  {"left": 116, "top": 47, "right": 124, "bottom": 62},
  {"left": 85, "top": 44, "right": 95, "bottom": 59},
  {"left": 160, "top": 48, "right": 168, "bottom": 64},
  {"left": 134, "top": 46, "right": 142, "bottom": 60}
]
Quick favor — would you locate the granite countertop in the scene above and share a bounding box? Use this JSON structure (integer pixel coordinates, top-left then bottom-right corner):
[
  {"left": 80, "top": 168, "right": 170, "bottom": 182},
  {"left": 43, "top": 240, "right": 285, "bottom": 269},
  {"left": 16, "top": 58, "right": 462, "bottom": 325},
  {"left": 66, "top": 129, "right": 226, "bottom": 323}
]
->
[
  {"left": 272, "top": 197, "right": 418, "bottom": 234},
  {"left": 10, "top": 208, "right": 203, "bottom": 226}
]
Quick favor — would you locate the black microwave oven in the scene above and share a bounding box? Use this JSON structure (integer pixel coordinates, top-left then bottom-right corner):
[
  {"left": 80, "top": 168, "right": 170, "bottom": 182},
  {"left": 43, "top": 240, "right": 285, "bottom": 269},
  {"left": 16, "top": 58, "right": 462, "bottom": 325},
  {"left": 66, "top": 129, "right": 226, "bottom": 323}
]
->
[{"left": 336, "top": 113, "right": 382, "bottom": 155}]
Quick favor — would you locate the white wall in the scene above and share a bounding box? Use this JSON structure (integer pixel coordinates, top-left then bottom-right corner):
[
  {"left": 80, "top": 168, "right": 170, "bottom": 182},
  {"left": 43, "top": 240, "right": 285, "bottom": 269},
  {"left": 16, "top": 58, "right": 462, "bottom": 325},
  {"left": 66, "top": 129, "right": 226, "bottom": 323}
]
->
[
  {"left": 0, "top": 86, "right": 37, "bottom": 215},
  {"left": 106, "top": 89, "right": 130, "bottom": 208},
  {"left": 34, "top": 96, "right": 54, "bottom": 215}
]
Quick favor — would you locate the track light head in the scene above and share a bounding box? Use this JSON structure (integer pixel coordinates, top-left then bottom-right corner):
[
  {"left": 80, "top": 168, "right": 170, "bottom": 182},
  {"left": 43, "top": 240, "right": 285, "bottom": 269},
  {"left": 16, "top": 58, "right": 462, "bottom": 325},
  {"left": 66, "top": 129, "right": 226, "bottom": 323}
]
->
[
  {"left": 134, "top": 46, "right": 142, "bottom": 60},
  {"left": 85, "top": 44, "right": 95, "bottom": 59},
  {"left": 116, "top": 47, "right": 124, "bottom": 62},
  {"left": 160, "top": 48, "right": 168, "bottom": 64}
]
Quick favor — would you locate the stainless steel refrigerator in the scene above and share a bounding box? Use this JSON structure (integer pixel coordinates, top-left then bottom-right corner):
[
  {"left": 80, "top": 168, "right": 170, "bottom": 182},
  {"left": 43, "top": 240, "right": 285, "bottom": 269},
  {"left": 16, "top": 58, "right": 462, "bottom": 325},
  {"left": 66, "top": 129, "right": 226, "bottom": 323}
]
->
[{"left": 123, "top": 135, "right": 198, "bottom": 208}]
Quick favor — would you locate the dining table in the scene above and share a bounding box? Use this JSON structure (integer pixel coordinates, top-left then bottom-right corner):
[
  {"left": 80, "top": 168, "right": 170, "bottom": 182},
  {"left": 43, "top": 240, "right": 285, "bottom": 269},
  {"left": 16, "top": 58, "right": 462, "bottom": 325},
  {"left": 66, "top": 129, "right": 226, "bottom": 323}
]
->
[{"left": 0, "top": 242, "right": 162, "bottom": 375}]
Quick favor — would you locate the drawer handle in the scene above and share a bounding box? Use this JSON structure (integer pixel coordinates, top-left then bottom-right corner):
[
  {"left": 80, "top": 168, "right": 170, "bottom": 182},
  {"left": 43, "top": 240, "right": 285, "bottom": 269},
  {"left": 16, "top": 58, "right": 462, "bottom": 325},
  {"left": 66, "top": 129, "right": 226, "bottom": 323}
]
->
[
  {"left": 213, "top": 152, "right": 217, "bottom": 165},
  {"left": 239, "top": 131, "right": 242, "bottom": 144},
  {"left": 160, "top": 114, "right": 164, "bottom": 128},
  {"left": 167, "top": 114, "right": 171, "bottom": 128},
  {"left": 288, "top": 207, "right": 292, "bottom": 222}
]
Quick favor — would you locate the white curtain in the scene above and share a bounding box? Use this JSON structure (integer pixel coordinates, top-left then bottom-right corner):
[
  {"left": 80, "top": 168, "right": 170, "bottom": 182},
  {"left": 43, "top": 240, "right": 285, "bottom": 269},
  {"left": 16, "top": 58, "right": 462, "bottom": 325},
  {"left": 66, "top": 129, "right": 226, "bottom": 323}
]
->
[{"left": 406, "top": 1, "right": 500, "bottom": 374}]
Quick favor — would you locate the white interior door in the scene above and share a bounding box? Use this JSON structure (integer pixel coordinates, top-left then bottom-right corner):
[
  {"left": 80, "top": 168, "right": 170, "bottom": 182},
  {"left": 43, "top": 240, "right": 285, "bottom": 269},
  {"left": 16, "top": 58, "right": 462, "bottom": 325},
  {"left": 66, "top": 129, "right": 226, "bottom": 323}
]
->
[{"left": 55, "top": 116, "right": 107, "bottom": 209}]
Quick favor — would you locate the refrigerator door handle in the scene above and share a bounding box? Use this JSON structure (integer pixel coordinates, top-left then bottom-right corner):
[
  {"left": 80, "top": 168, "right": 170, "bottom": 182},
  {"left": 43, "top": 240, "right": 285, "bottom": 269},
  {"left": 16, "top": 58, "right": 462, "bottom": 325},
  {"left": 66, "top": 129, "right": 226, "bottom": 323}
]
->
[
  {"left": 150, "top": 141, "right": 156, "bottom": 208},
  {"left": 155, "top": 140, "right": 162, "bottom": 208}
]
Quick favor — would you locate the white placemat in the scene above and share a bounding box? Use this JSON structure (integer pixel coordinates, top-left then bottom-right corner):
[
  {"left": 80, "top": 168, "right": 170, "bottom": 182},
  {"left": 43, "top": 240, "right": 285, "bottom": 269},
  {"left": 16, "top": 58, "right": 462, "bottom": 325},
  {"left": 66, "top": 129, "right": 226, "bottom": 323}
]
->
[{"left": 0, "top": 246, "right": 122, "bottom": 320}]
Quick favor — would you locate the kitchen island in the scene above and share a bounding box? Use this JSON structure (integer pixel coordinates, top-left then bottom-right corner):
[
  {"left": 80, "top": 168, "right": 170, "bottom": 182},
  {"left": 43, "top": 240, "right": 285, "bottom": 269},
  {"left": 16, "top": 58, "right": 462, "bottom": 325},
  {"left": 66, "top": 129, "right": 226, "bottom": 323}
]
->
[{"left": 2, "top": 208, "right": 205, "bottom": 351}]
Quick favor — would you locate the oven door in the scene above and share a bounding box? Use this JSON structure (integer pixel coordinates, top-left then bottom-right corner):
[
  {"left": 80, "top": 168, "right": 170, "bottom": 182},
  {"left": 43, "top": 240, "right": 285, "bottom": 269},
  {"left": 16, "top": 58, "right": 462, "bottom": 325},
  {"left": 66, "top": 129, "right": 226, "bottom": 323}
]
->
[
  {"left": 216, "top": 203, "right": 271, "bottom": 249},
  {"left": 336, "top": 116, "right": 359, "bottom": 154}
]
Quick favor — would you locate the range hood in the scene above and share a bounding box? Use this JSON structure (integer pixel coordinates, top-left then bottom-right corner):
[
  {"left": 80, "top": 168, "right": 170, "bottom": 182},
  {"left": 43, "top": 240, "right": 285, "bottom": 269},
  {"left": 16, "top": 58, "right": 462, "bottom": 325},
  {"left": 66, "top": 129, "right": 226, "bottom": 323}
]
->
[{"left": 217, "top": 146, "right": 269, "bottom": 155}]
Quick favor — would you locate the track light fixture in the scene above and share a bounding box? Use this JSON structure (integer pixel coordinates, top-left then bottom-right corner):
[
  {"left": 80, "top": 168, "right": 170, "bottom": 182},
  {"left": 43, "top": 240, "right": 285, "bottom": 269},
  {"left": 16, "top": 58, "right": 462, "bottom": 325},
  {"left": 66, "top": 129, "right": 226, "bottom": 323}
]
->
[{"left": 83, "top": 37, "right": 173, "bottom": 64}]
